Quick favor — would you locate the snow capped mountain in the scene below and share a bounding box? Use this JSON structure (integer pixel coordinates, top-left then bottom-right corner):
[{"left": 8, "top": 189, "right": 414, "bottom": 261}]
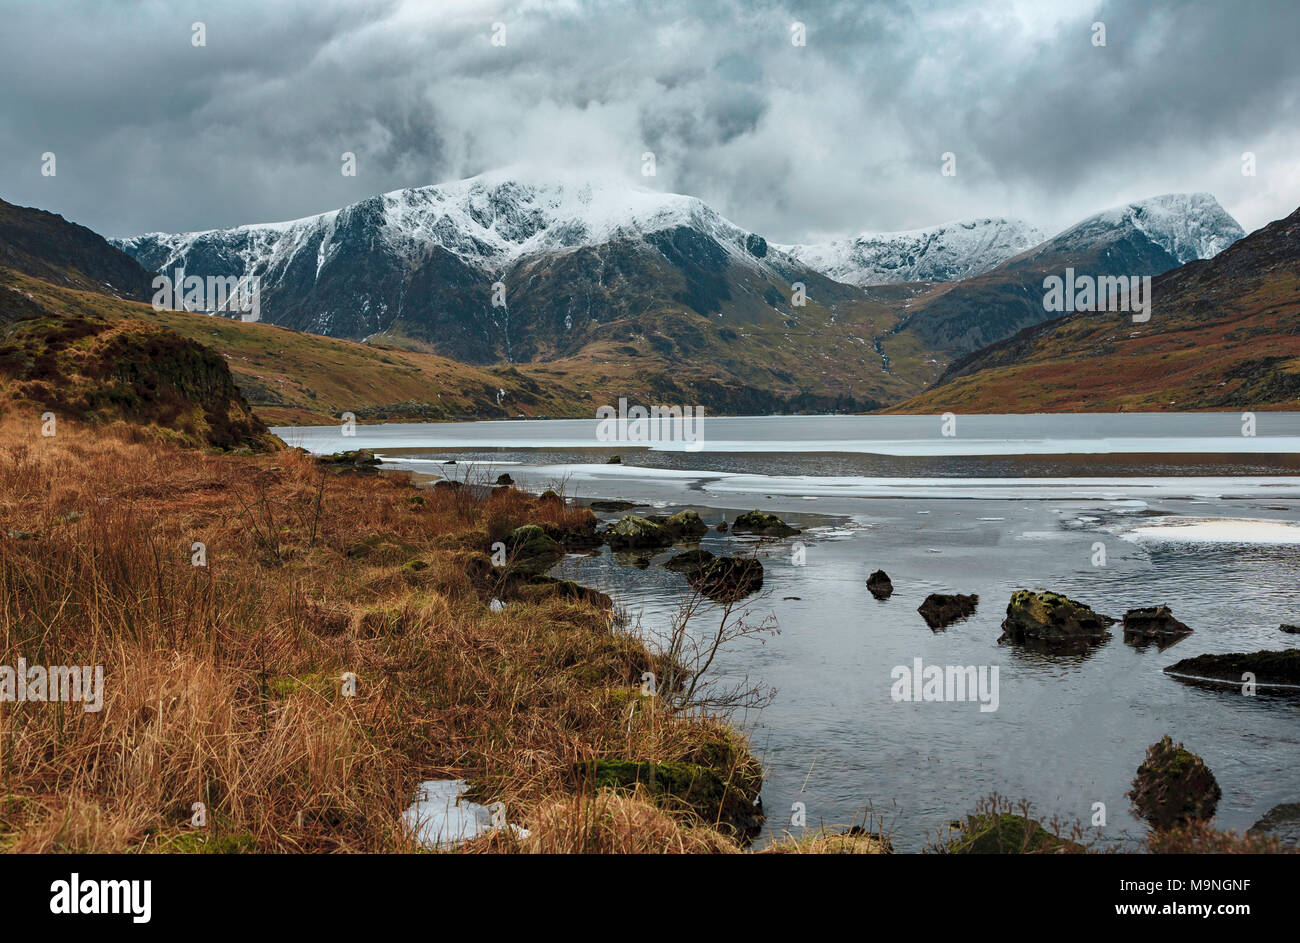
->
[
  {"left": 115, "top": 170, "right": 777, "bottom": 282},
  {"left": 776, "top": 217, "right": 1046, "bottom": 287},
  {"left": 112, "top": 175, "right": 1246, "bottom": 370},
  {"left": 112, "top": 171, "right": 839, "bottom": 358},
  {"left": 1047, "top": 192, "right": 1244, "bottom": 264}
]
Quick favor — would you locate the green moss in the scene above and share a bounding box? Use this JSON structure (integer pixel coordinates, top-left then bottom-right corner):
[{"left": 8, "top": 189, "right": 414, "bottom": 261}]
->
[
  {"left": 266, "top": 671, "right": 338, "bottom": 700},
  {"left": 945, "top": 813, "right": 1082, "bottom": 854}
]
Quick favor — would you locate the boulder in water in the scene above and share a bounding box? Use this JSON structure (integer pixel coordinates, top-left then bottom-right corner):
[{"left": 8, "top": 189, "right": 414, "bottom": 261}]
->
[
  {"left": 604, "top": 515, "right": 672, "bottom": 551},
  {"left": 1163, "top": 649, "right": 1300, "bottom": 688},
  {"left": 664, "top": 509, "right": 708, "bottom": 540},
  {"left": 732, "top": 510, "right": 800, "bottom": 538},
  {"left": 918, "top": 593, "right": 978, "bottom": 629},
  {"left": 1121, "top": 605, "right": 1192, "bottom": 650},
  {"left": 866, "top": 570, "right": 893, "bottom": 600},
  {"left": 999, "top": 590, "right": 1114, "bottom": 653},
  {"left": 688, "top": 556, "right": 764, "bottom": 603},
  {"left": 1128, "top": 735, "right": 1221, "bottom": 829}
]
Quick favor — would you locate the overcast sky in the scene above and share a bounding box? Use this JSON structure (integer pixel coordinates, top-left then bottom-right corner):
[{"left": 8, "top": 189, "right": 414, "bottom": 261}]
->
[{"left": 3, "top": 0, "right": 1298, "bottom": 242}]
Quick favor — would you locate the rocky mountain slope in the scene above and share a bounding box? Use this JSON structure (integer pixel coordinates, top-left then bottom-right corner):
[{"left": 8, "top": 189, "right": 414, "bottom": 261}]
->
[
  {"left": 874, "top": 193, "right": 1245, "bottom": 389},
  {"left": 894, "top": 204, "right": 1299, "bottom": 412}
]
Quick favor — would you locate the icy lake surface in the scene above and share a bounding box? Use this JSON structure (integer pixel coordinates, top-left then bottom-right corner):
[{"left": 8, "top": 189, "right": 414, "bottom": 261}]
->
[{"left": 279, "top": 413, "right": 1300, "bottom": 850}]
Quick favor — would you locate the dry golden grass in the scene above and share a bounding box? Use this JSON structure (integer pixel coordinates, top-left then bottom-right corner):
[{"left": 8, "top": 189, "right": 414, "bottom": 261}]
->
[{"left": 0, "top": 417, "right": 745, "bottom": 853}]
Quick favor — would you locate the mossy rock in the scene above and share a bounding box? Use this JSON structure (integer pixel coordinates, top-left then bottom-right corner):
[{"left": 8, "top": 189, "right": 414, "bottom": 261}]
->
[
  {"left": 319, "top": 449, "right": 380, "bottom": 475},
  {"left": 1128, "top": 735, "right": 1221, "bottom": 829},
  {"left": 507, "top": 524, "right": 564, "bottom": 574},
  {"left": 604, "top": 515, "right": 672, "bottom": 551},
  {"left": 999, "top": 589, "right": 1114, "bottom": 653},
  {"left": 664, "top": 509, "right": 708, "bottom": 540},
  {"left": 579, "top": 758, "right": 763, "bottom": 839},
  {"left": 944, "top": 813, "right": 1083, "bottom": 854},
  {"left": 732, "top": 510, "right": 800, "bottom": 537}
]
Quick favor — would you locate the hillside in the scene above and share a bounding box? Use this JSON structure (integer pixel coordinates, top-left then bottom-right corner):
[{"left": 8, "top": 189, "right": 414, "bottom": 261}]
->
[
  {"left": 892, "top": 205, "right": 1300, "bottom": 412},
  {"left": 876, "top": 194, "right": 1245, "bottom": 389},
  {"left": 0, "top": 198, "right": 154, "bottom": 301}
]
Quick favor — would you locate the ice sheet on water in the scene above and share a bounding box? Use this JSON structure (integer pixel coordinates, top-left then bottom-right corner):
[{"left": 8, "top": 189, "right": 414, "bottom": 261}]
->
[{"left": 1121, "top": 518, "right": 1300, "bottom": 545}]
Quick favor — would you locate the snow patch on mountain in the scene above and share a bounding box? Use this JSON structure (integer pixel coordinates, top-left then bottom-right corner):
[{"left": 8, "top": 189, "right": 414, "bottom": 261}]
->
[{"left": 776, "top": 217, "right": 1046, "bottom": 287}]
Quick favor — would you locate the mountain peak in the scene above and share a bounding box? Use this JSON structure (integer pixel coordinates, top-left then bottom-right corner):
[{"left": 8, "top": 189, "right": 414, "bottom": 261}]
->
[{"left": 1053, "top": 192, "right": 1244, "bottom": 264}]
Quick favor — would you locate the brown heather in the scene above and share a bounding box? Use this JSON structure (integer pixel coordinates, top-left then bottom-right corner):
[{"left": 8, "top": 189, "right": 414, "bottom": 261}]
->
[{"left": 0, "top": 417, "right": 752, "bottom": 853}]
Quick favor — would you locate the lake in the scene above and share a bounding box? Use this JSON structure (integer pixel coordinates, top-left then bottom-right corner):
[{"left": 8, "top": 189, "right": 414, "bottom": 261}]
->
[{"left": 276, "top": 413, "right": 1300, "bottom": 850}]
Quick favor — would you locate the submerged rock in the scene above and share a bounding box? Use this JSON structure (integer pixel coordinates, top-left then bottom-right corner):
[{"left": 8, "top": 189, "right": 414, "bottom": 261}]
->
[
  {"left": 688, "top": 556, "right": 764, "bottom": 603},
  {"left": 1163, "top": 649, "right": 1300, "bottom": 688},
  {"left": 715, "top": 520, "right": 729, "bottom": 533},
  {"left": 999, "top": 590, "right": 1114, "bottom": 652},
  {"left": 918, "top": 593, "right": 978, "bottom": 629},
  {"left": 604, "top": 515, "right": 673, "bottom": 551},
  {"left": 1281, "top": 624, "right": 1300, "bottom": 635},
  {"left": 1121, "top": 605, "right": 1193, "bottom": 650},
  {"left": 732, "top": 510, "right": 800, "bottom": 538},
  {"left": 495, "top": 473, "right": 514, "bottom": 486},
  {"left": 1128, "top": 735, "right": 1221, "bottom": 829},
  {"left": 866, "top": 570, "right": 894, "bottom": 600},
  {"left": 1248, "top": 802, "right": 1300, "bottom": 848}
]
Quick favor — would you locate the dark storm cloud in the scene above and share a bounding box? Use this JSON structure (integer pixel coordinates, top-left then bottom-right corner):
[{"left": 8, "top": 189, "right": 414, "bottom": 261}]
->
[{"left": 1, "top": 0, "right": 1296, "bottom": 242}]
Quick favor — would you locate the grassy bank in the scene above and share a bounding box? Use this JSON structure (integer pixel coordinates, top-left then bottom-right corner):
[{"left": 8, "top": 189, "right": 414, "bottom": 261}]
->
[{"left": 0, "top": 417, "right": 761, "bottom": 852}]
